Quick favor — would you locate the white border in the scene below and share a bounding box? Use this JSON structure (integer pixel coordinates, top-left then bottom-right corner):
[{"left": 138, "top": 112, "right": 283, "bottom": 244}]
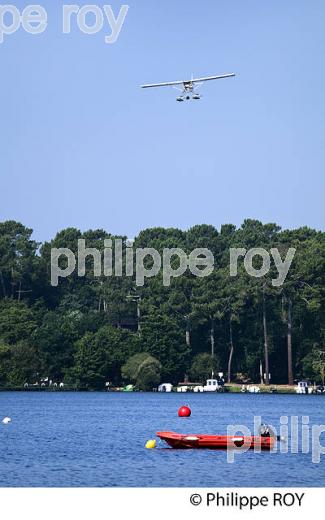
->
[{"left": 0, "top": 488, "right": 321, "bottom": 520}]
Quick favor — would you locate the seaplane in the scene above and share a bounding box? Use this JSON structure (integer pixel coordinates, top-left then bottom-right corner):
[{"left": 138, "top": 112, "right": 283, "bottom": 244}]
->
[{"left": 141, "top": 72, "right": 235, "bottom": 102}]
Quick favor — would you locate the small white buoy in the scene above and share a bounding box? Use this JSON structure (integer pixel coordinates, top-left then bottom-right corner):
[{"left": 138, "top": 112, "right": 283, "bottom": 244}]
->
[{"left": 2, "top": 417, "right": 12, "bottom": 424}]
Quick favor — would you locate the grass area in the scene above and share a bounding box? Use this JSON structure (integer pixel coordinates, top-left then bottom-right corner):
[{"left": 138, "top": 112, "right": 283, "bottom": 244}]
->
[{"left": 224, "top": 384, "right": 296, "bottom": 394}]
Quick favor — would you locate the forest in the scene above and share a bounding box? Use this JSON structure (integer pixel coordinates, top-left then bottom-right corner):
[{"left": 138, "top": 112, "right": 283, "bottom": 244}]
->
[{"left": 0, "top": 219, "right": 324, "bottom": 390}]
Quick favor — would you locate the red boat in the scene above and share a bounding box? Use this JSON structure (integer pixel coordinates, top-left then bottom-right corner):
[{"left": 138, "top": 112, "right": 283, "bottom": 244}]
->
[{"left": 157, "top": 431, "right": 275, "bottom": 450}]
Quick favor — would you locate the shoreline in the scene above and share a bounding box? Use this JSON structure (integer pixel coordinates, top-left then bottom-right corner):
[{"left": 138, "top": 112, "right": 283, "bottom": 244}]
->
[{"left": 0, "top": 384, "right": 323, "bottom": 394}]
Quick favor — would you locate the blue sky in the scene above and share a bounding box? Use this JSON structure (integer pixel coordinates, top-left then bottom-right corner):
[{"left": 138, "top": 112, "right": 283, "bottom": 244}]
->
[{"left": 1, "top": 0, "right": 324, "bottom": 242}]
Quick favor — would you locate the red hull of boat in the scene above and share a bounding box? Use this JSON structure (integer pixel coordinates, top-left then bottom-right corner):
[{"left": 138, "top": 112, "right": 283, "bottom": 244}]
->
[{"left": 157, "top": 431, "right": 275, "bottom": 450}]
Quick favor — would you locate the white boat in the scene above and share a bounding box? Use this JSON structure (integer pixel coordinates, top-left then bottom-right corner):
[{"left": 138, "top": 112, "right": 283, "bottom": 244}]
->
[
  {"left": 295, "top": 381, "right": 313, "bottom": 394},
  {"left": 203, "top": 379, "right": 222, "bottom": 392},
  {"left": 158, "top": 383, "right": 173, "bottom": 392},
  {"left": 176, "top": 385, "right": 188, "bottom": 393},
  {"left": 247, "top": 385, "right": 260, "bottom": 393},
  {"left": 241, "top": 384, "right": 260, "bottom": 393}
]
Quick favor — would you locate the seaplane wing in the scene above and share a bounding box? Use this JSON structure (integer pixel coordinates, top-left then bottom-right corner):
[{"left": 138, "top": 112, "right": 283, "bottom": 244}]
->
[
  {"left": 190, "top": 73, "right": 235, "bottom": 83},
  {"left": 141, "top": 80, "right": 189, "bottom": 88},
  {"left": 141, "top": 73, "right": 235, "bottom": 88}
]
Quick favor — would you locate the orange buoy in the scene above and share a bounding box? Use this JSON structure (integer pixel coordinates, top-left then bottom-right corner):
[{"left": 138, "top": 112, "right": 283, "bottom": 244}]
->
[{"left": 178, "top": 405, "right": 191, "bottom": 417}]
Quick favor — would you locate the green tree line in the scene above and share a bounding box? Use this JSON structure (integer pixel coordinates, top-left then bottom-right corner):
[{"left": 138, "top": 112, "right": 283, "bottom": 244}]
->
[{"left": 0, "top": 220, "right": 324, "bottom": 390}]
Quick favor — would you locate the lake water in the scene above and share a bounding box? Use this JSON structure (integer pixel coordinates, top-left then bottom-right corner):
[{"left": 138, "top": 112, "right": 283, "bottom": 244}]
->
[{"left": 0, "top": 392, "right": 324, "bottom": 487}]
